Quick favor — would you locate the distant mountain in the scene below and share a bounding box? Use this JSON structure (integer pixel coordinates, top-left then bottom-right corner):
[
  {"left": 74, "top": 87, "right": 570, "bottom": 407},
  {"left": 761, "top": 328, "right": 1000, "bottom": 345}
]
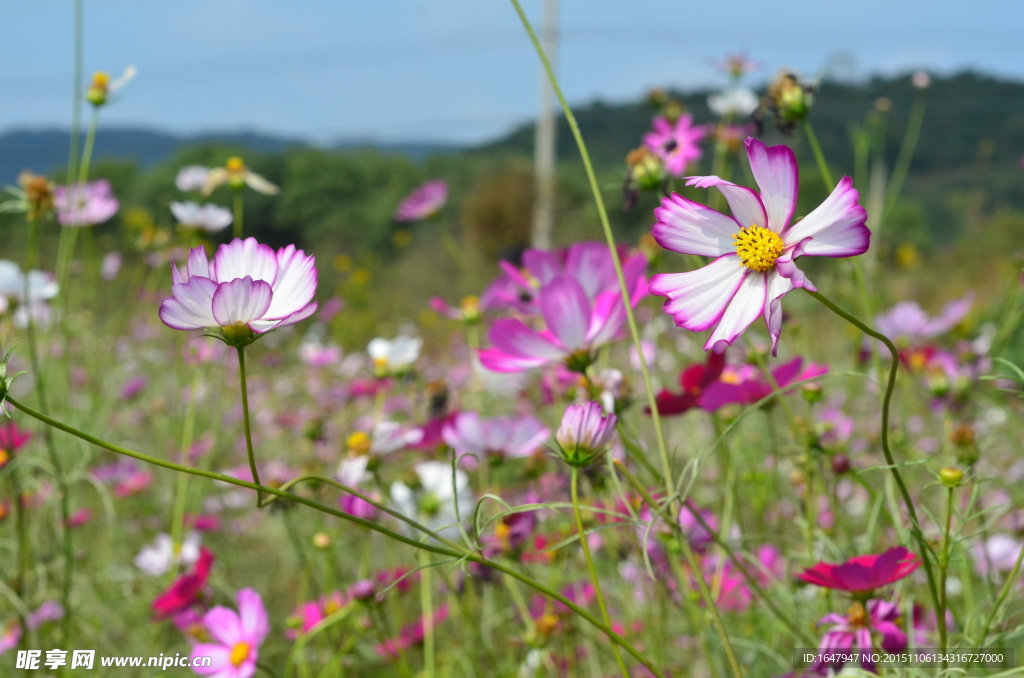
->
[{"left": 0, "top": 128, "right": 461, "bottom": 183}]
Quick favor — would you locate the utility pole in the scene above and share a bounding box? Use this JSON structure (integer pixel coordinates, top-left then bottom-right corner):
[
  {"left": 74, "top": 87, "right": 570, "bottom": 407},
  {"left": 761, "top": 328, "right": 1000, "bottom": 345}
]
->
[{"left": 531, "top": 0, "right": 558, "bottom": 250}]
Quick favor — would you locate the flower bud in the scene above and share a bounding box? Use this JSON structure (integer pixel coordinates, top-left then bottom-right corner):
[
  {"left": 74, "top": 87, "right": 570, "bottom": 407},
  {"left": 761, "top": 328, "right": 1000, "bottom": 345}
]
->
[
  {"left": 18, "top": 171, "right": 55, "bottom": 222},
  {"left": 950, "top": 424, "right": 980, "bottom": 465},
  {"left": 349, "top": 579, "right": 377, "bottom": 602},
  {"left": 312, "top": 532, "right": 331, "bottom": 549},
  {"left": 625, "top": 147, "right": 666, "bottom": 191},
  {"left": 762, "top": 71, "right": 815, "bottom": 131},
  {"left": 86, "top": 71, "right": 111, "bottom": 106},
  {"left": 831, "top": 453, "right": 851, "bottom": 475},
  {"left": 939, "top": 467, "right": 964, "bottom": 487},
  {"left": 555, "top": 401, "right": 617, "bottom": 467}
]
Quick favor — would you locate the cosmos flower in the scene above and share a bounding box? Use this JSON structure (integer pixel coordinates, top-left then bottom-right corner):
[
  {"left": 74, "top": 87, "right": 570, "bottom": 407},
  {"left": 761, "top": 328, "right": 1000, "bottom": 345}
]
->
[
  {"left": 650, "top": 351, "right": 725, "bottom": 416},
  {"left": 134, "top": 532, "right": 202, "bottom": 577},
  {"left": 159, "top": 238, "right": 318, "bottom": 345},
  {"left": 202, "top": 157, "right": 279, "bottom": 196},
  {"left": 643, "top": 114, "right": 708, "bottom": 176},
  {"left": 85, "top": 66, "right": 136, "bottom": 107},
  {"left": 716, "top": 53, "right": 760, "bottom": 78},
  {"left": 972, "top": 534, "right": 1024, "bottom": 577},
  {"left": 101, "top": 251, "right": 123, "bottom": 280},
  {"left": 171, "top": 201, "right": 234, "bottom": 233},
  {"left": 699, "top": 356, "right": 827, "bottom": 410},
  {"left": 368, "top": 335, "right": 422, "bottom": 376},
  {"left": 390, "top": 461, "right": 474, "bottom": 540},
  {"left": 393, "top": 180, "right": 448, "bottom": 222},
  {"left": 153, "top": 548, "right": 215, "bottom": 619},
  {"left": 177, "top": 166, "right": 212, "bottom": 192},
  {"left": 0, "top": 619, "right": 20, "bottom": 655},
  {"left": 297, "top": 334, "right": 342, "bottom": 367},
  {"left": 0, "top": 420, "right": 32, "bottom": 470},
  {"left": 0, "top": 260, "right": 59, "bottom": 327},
  {"left": 708, "top": 87, "right": 759, "bottom": 118},
  {"left": 191, "top": 588, "right": 269, "bottom": 678},
  {"left": 554, "top": 401, "right": 617, "bottom": 467},
  {"left": 814, "top": 599, "right": 906, "bottom": 674},
  {"left": 442, "top": 412, "right": 549, "bottom": 464},
  {"left": 54, "top": 179, "right": 119, "bottom": 227},
  {"left": 478, "top": 276, "right": 633, "bottom": 373},
  {"left": 873, "top": 295, "right": 972, "bottom": 345},
  {"left": 798, "top": 546, "right": 920, "bottom": 593},
  {"left": 649, "top": 138, "right": 870, "bottom": 355}
]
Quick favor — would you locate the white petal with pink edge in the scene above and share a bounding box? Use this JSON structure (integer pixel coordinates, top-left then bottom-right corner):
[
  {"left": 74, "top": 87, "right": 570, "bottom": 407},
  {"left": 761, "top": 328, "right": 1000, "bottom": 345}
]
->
[
  {"left": 684, "top": 176, "right": 768, "bottom": 230},
  {"left": 478, "top": 348, "right": 548, "bottom": 373},
  {"left": 249, "top": 301, "right": 318, "bottom": 333},
  {"left": 585, "top": 290, "right": 627, "bottom": 347},
  {"left": 652, "top": 193, "right": 738, "bottom": 257},
  {"left": 745, "top": 138, "right": 798, "bottom": 233},
  {"left": 265, "top": 245, "right": 317, "bottom": 318},
  {"left": 159, "top": 277, "right": 219, "bottom": 330},
  {"left": 649, "top": 254, "right": 747, "bottom": 331},
  {"left": 211, "top": 237, "right": 278, "bottom": 284},
  {"left": 763, "top": 270, "right": 795, "bottom": 356},
  {"left": 489, "top": 318, "right": 566, "bottom": 360},
  {"left": 540, "top": 277, "right": 591, "bottom": 351},
  {"left": 781, "top": 176, "right": 870, "bottom": 257},
  {"left": 211, "top": 277, "right": 273, "bottom": 327},
  {"left": 775, "top": 238, "right": 817, "bottom": 291},
  {"left": 705, "top": 271, "right": 767, "bottom": 353}
]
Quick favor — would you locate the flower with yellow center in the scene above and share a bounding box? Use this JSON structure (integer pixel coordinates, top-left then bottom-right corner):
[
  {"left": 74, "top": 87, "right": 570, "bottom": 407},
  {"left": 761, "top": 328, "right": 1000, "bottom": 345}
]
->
[
  {"left": 347, "top": 431, "right": 372, "bottom": 456},
  {"left": 0, "top": 449, "right": 9, "bottom": 469},
  {"left": 229, "top": 642, "right": 251, "bottom": 667},
  {"left": 650, "top": 137, "right": 870, "bottom": 356},
  {"left": 85, "top": 66, "right": 136, "bottom": 107},
  {"left": 201, "top": 157, "right": 279, "bottom": 196}
]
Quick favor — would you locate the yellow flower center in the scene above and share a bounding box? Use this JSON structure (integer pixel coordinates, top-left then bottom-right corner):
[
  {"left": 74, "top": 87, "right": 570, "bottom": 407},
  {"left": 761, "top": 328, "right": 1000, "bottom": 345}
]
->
[
  {"left": 495, "top": 522, "right": 511, "bottom": 547},
  {"left": 229, "top": 642, "right": 251, "bottom": 667},
  {"left": 0, "top": 450, "right": 9, "bottom": 467},
  {"left": 91, "top": 71, "right": 111, "bottom": 89},
  {"left": 226, "top": 156, "right": 246, "bottom": 174},
  {"left": 734, "top": 225, "right": 784, "bottom": 272},
  {"left": 846, "top": 602, "right": 869, "bottom": 628},
  {"left": 536, "top": 613, "right": 559, "bottom": 636},
  {"left": 347, "top": 431, "right": 372, "bottom": 456}
]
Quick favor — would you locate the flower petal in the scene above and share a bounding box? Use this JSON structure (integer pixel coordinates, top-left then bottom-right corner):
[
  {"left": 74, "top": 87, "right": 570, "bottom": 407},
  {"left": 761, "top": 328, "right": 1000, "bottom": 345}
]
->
[
  {"left": 744, "top": 137, "right": 798, "bottom": 233},
  {"left": 652, "top": 193, "right": 737, "bottom": 257},
  {"left": 237, "top": 588, "right": 269, "bottom": 645},
  {"left": 203, "top": 606, "right": 244, "bottom": 647},
  {"left": 782, "top": 176, "right": 869, "bottom": 256},
  {"left": 265, "top": 245, "right": 317, "bottom": 319},
  {"left": 705, "top": 271, "right": 767, "bottom": 353},
  {"left": 523, "top": 249, "right": 564, "bottom": 288},
  {"left": 249, "top": 301, "right": 317, "bottom": 333},
  {"left": 763, "top": 270, "right": 795, "bottom": 357},
  {"left": 684, "top": 176, "right": 768, "bottom": 230},
  {"left": 211, "top": 238, "right": 278, "bottom": 285},
  {"left": 211, "top": 277, "right": 273, "bottom": 327},
  {"left": 159, "top": 277, "right": 219, "bottom": 330},
  {"left": 477, "top": 348, "right": 547, "bottom": 373},
  {"left": 539, "top": 276, "right": 591, "bottom": 351},
  {"left": 585, "top": 289, "right": 627, "bottom": 346},
  {"left": 649, "top": 254, "right": 746, "bottom": 331},
  {"left": 775, "top": 238, "right": 816, "bottom": 291},
  {"left": 489, "top": 318, "right": 566, "bottom": 361}
]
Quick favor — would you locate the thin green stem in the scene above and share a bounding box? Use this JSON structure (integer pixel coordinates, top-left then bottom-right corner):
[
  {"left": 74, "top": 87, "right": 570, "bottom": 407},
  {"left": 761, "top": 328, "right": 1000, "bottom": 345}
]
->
[
  {"left": 66, "top": 0, "right": 84, "bottom": 192},
  {"left": 883, "top": 91, "right": 927, "bottom": 221},
  {"left": 170, "top": 369, "right": 202, "bottom": 548},
  {"left": 11, "top": 468, "right": 29, "bottom": 649},
  {"left": 236, "top": 347, "right": 263, "bottom": 506},
  {"left": 973, "top": 530, "right": 1024, "bottom": 648},
  {"left": 613, "top": 460, "right": 745, "bottom": 678},
  {"left": 571, "top": 466, "right": 630, "bottom": 678},
  {"left": 233, "top": 191, "right": 244, "bottom": 239},
  {"left": 56, "top": 106, "right": 100, "bottom": 292},
  {"left": 419, "top": 548, "right": 435, "bottom": 678},
  {"left": 801, "top": 120, "right": 834, "bottom": 191},
  {"left": 7, "top": 395, "right": 665, "bottom": 678},
  {"left": 938, "top": 486, "right": 954, "bottom": 663},
  {"left": 508, "top": 0, "right": 674, "bottom": 498},
  {"left": 805, "top": 289, "right": 941, "bottom": 615}
]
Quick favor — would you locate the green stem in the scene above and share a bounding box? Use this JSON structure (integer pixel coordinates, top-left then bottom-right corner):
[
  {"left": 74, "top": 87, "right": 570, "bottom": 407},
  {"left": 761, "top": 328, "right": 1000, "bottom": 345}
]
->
[
  {"left": 805, "top": 289, "right": 941, "bottom": 615},
  {"left": 938, "top": 485, "right": 954, "bottom": 663},
  {"left": 973, "top": 530, "right": 1024, "bottom": 648},
  {"left": 233, "top": 191, "right": 244, "bottom": 239},
  {"left": 170, "top": 369, "right": 203, "bottom": 548},
  {"left": 11, "top": 468, "right": 29, "bottom": 648},
  {"left": 7, "top": 395, "right": 665, "bottom": 678},
  {"left": 419, "top": 548, "right": 435, "bottom": 678},
  {"left": 883, "top": 91, "right": 927, "bottom": 222},
  {"left": 614, "top": 460, "right": 745, "bottom": 678},
  {"left": 571, "top": 466, "right": 630, "bottom": 678},
  {"left": 236, "top": 347, "right": 263, "bottom": 506},
  {"left": 508, "top": 0, "right": 674, "bottom": 498},
  {"left": 801, "top": 120, "right": 834, "bottom": 191},
  {"left": 56, "top": 106, "right": 100, "bottom": 292}
]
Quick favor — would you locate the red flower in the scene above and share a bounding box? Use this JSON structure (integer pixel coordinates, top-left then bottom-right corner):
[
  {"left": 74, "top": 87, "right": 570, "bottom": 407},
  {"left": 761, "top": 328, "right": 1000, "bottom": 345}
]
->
[
  {"left": 798, "top": 546, "right": 920, "bottom": 593},
  {"left": 152, "top": 548, "right": 214, "bottom": 619},
  {"left": 0, "top": 420, "right": 32, "bottom": 470},
  {"left": 649, "top": 351, "right": 725, "bottom": 416}
]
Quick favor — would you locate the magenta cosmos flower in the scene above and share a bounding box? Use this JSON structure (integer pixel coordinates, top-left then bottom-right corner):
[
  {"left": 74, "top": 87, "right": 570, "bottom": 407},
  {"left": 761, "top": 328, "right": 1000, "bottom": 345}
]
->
[
  {"left": 192, "top": 588, "right": 269, "bottom": 678},
  {"left": 798, "top": 546, "right": 920, "bottom": 593},
  {"left": 700, "top": 356, "right": 827, "bottom": 410},
  {"left": 478, "top": 275, "right": 631, "bottom": 373},
  {"left": 159, "top": 238, "right": 317, "bottom": 346},
  {"left": 814, "top": 599, "right": 906, "bottom": 674},
  {"left": 442, "top": 412, "right": 550, "bottom": 464},
  {"left": 643, "top": 114, "right": 708, "bottom": 176},
  {"left": 649, "top": 138, "right": 870, "bottom": 355},
  {"left": 394, "top": 180, "right": 447, "bottom": 221},
  {"left": 54, "top": 179, "right": 119, "bottom": 227}
]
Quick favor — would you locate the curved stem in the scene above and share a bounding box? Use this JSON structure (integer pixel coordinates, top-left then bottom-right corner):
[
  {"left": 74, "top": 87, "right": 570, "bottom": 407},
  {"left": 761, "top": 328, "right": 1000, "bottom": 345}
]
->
[
  {"left": 805, "top": 289, "right": 941, "bottom": 615},
  {"left": 7, "top": 395, "right": 665, "bottom": 678},
  {"left": 507, "top": 0, "right": 674, "bottom": 498},
  {"left": 801, "top": 120, "right": 834, "bottom": 191},
  {"left": 235, "top": 346, "right": 263, "bottom": 506},
  {"left": 571, "top": 467, "right": 630, "bottom": 678}
]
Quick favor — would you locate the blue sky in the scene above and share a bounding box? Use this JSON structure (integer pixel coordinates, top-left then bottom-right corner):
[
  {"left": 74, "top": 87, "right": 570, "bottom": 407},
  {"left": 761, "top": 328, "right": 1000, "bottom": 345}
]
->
[{"left": 1, "top": 0, "right": 1020, "bottom": 144}]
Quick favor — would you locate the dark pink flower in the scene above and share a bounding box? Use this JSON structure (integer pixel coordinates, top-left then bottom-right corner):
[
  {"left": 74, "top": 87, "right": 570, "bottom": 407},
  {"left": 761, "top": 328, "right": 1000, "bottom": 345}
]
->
[
  {"left": 643, "top": 114, "right": 708, "bottom": 176},
  {"left": 649, "top": 351, "right": 726, "bottom": 416},
  {"left": 394, "top": 180, "right": 447, "bottom": 222},
  {"left": 798, "top": 546, "right": 920, "bottom": 593},
  {"left": 814, "top": 599, "right": 906, "bottom": 673},
  {"left": 700, "top": 356, "right": 827, "bottom": 410},
  {"left": 153, "top": 548, "right": 214, "bottom": 619}
]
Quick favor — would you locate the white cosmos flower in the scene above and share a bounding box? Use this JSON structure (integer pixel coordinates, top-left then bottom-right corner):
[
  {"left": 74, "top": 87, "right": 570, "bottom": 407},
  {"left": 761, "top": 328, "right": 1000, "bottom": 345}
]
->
[
  {"left": 170, "top": 201, "right": 233, "bottom": 233},
  {"left": 390, "top": 461, "right": 474, "bottom": 540},
  {"left": 368, "top": 335, "right": 422, "bottom": 374},
  {"left": 0, "top": 260, "right": 59, "bottom": 328},
  {"left": 708, "top": 87, "right": 759, "bottom": 117},
  {"left": 176, "top": 166, "right": 211, "bottom": 192},
  {"left": 134, "top": 531, "right": 201, "bottom": 576}
]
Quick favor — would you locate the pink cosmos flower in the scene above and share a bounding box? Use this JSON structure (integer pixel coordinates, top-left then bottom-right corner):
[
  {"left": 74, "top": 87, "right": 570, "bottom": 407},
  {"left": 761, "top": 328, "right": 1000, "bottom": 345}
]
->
[
  {"left": 700, "top": 356, "right": 827, "bottom": 410},
  {"left": 478, "top": 276, "right": 633, "bottom": 373},
  {"left": 375, "top": 605, "right": 450, "bottom": 659},
  {"left": 394, "top": 180, "right": 447, "bottom": 221},
  {"left": 0, "top": 619, "right": 21, "bottom": 655},
  {"left": 442, "top": 412, "right": 549, "bottom": 464},
  {"left": 191, "top": 588, "right": 269, "bottom": 678},
  {"left": 874, "top": 295, "right": 972, "bottom": 345},
  {"left": 555, "top": 401, "right": 617, "bottom": 466},
  {"left": 27, "top": 600, "right": 65, "bottom": 630},
  {"left": 153, "top": 548, "right": 214, "bottom": 619},
  {"left": 649, "top": 138, "right": 870, "bottom": 355},
  {"left": 643, "top": 114, "right": 708, "bottom": 176},
  {"left": 54, "top": 179, "right": 119, "bottom": 227},
  {"left": 650, "top": 352, "right": 725, "bottom": 416},
  {"left": 0, "top": 420, "right": 31, "bottom": 470},
  {"left": 798, "top": 546, "right": 920, "bottom": 593},
  {"left": 101, "top": 251, "right": 123, "bottom": 280},
  {"left": 159, "top": 238, "right": 318, "bottom": 341},
  {"left": 814, "top": 599, "right": 906, "bottom": 674},
  {"left": 67, "top": 508, "right": 93, "bottom": 528},
  {"left": 490, "top": 241, "right": 648, "bottom": 315},
  {"left": 716, "top": 53, "right": 760, "bottom": 78}
]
